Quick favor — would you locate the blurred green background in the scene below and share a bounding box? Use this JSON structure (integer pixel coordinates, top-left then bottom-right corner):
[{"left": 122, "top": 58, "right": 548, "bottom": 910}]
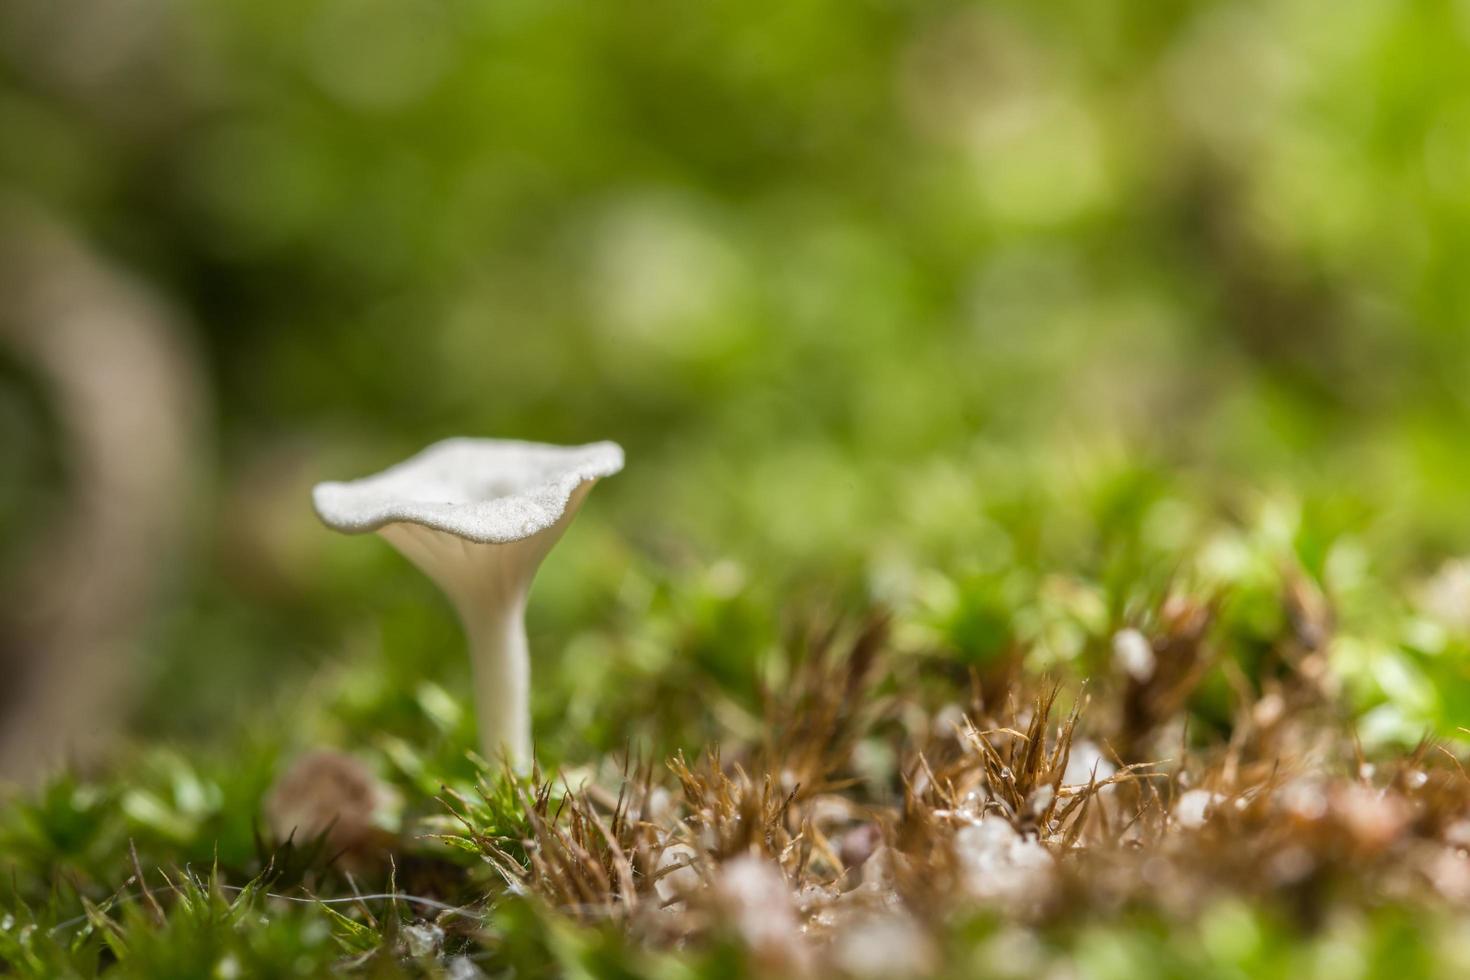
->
[{"left": 3, "top": 0, "right": 1470, "bottom": 767}]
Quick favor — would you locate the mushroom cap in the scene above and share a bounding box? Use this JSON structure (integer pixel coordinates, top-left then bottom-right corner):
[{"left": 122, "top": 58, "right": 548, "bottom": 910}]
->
[{"left": 312, "top": 438, "right": 623, "bottom": 544}]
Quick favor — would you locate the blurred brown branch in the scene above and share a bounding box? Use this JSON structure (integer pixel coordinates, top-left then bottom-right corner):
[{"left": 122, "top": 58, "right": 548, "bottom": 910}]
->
[{"left": 0, "top": 199, "right": 207, "bottom": 782}]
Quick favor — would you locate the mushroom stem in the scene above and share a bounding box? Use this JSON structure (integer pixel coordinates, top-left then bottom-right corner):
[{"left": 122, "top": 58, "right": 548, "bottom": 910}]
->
[
  {"left": 460, "top": 593, "right": 532, "bottom": 770},
  {"left": 376, "top": 482, "right": 595, "bottom": 773}
]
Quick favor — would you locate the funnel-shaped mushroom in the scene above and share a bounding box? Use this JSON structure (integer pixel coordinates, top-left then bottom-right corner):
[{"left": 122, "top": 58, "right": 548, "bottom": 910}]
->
[{"left": 313, "top": 438, "right": 623, "bottom": 770}]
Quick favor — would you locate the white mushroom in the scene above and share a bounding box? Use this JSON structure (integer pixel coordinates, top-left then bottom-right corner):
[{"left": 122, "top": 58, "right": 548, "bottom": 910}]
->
[{"left": 312, "top": 438, "right": 623, "bottom": 771}]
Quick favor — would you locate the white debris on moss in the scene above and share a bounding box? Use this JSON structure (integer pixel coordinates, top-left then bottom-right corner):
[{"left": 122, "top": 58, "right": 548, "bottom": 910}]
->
[
  {"left": 1277, "top": 778, "right": 1329, "bottom": 821},
  {"left": 860, "top": 844, "right": 896, "bottom": 889},
  {"left": 954, "top": 818, "right": 1054, "bottom": 906},
  {"left": 403, "top": 922, "right": 444, "bottom": 958},
  {"left": 1174, "top": 789, "right": 1223, "bottom": 829},
  {"left": 711, "top": 856, "right": 811, "bottom": 975},
  {"left": 444, "top": 956, "right": 487, "bottom": 980},
  {"left": 654, "top": 842, "right": 700, "bottom": 904},
  {"left": 1333, "top": 784, "right": 1409, "bottom": 851},
  {"left": 1062, "top": 739, "right": 1116, "bottom": 788},
  {"left": 1112, "top": 628, "right": 1156, "bottom": 682},
  {"left": 833, "top": 913, "right": 937, "bottom": 978},
  {"left": 1446, "top": 820, "right": 1470, "bottom": 850}
]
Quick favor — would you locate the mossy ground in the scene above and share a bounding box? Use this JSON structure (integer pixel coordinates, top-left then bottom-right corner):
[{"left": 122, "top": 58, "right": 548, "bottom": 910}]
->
[{"left": 7, "top": 488, "right": 1470, "bottom": 979}]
